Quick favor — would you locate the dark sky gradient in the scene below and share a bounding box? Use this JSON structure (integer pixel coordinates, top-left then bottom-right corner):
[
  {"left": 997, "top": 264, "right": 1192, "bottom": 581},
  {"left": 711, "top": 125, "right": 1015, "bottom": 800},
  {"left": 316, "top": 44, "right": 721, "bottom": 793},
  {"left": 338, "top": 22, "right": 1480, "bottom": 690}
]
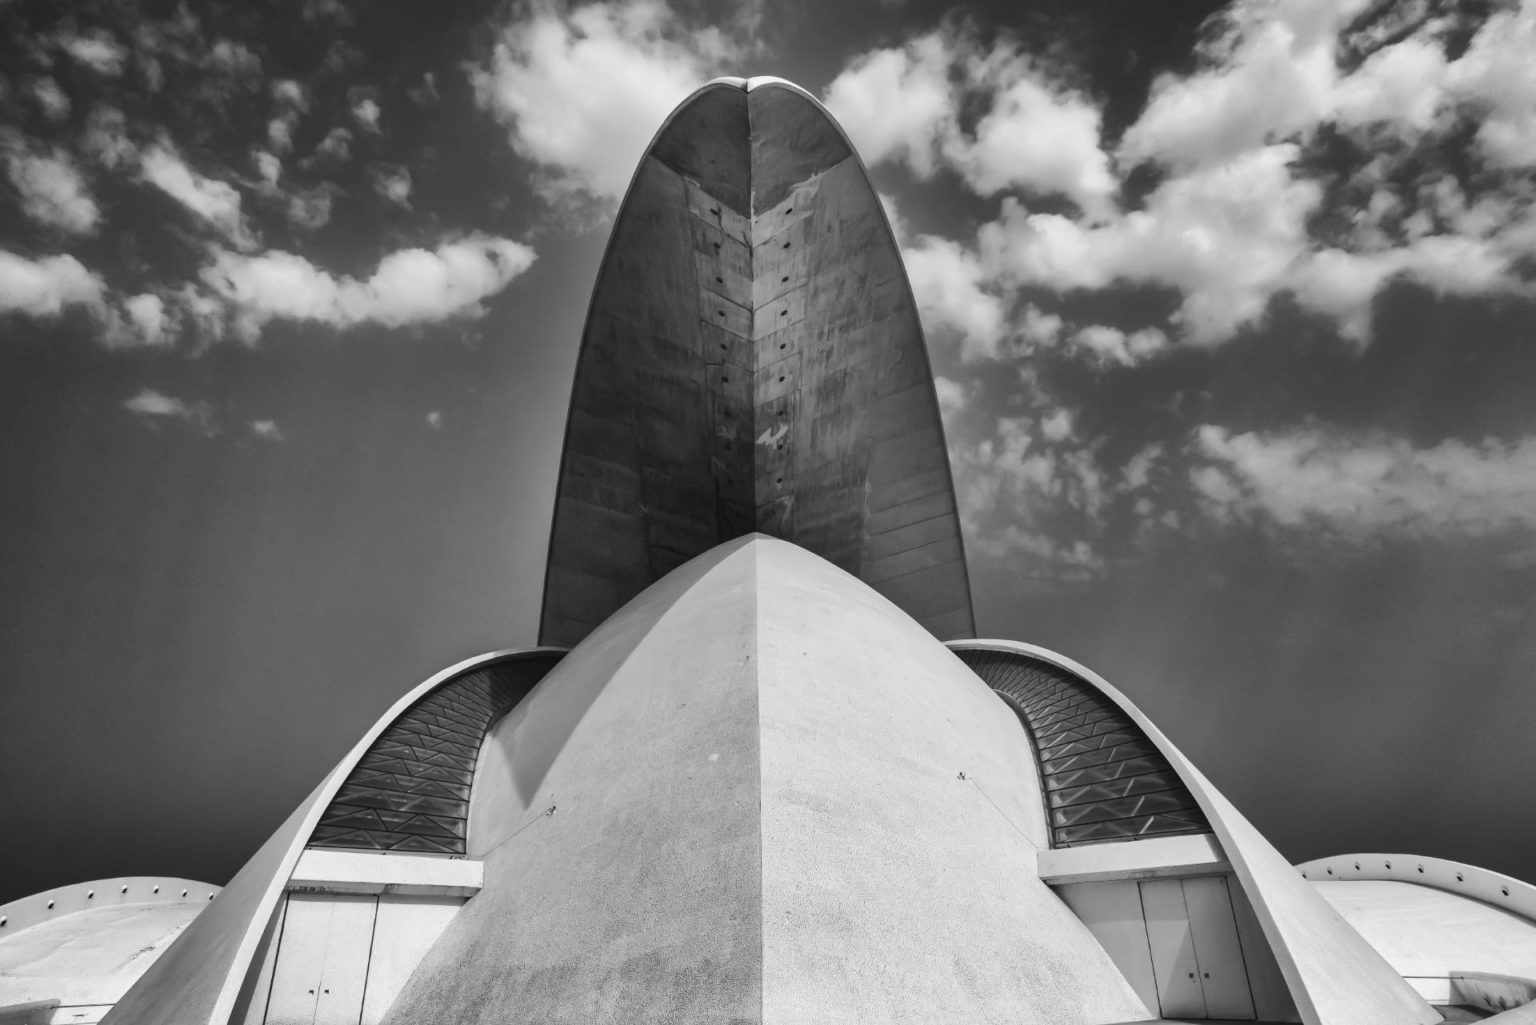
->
[{"left": 3, "top": 0, "right": 1535, "bottom": 904}]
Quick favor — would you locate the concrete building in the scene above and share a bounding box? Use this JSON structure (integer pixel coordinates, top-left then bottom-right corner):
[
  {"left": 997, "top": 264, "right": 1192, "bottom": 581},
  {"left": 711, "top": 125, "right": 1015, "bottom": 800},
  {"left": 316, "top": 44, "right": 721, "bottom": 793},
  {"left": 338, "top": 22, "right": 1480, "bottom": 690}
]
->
[{"left": 3, "top": 77, "right": 1533, "bottom": 1025}]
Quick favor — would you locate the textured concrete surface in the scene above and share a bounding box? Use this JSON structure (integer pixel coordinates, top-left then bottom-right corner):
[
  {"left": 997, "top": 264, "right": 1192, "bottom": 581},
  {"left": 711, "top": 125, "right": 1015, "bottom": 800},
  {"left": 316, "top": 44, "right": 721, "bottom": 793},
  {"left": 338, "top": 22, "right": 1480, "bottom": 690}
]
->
[
  {"left": 540, "top": 78, "right": 973, "bottom": 647},
  {"left": 386, "top": 537, "right": 1148, "bottom": 1025},
  {"left": 948, "top": 640, "right": 1436, "bottom": 1025}
]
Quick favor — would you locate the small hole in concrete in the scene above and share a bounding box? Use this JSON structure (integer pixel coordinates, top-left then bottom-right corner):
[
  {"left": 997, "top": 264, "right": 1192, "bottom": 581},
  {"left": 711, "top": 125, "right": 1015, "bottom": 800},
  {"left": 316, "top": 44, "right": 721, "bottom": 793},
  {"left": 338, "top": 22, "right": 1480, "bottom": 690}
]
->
[
  {"left": 1457, "top": 873, "right": 1464, "bottom": 882},
  {"left": 121, "top": 885, "right": 128, "bottom": 893},
  {"left": 780, "top": 309, "right": 787, "bottom": 316},
  {"left": 785, "top": 207, "right": 793, "bottom": 214},
  {"left": 0, "top": 917, "right": 6, "bottom": 927},
  {"left": 152, "top": 887, "right": 159, "bottom": 894},
  {"left": 776, "top": 476, "right": 783, "bottom": 484},
  {"left": 716, "top": 276, "right": 723, "bottom": 284},
  {"left": 781, "top": 275, "right": 788, "bottom": 282},
  {"left": 1417, "top": 865, "right": 1424, "bottom": 873},
  {"left": 709, "top": 208, "right": 719, "bottom": 215},
  {"left": 722, "top": 376, "right": 729, "bottom": 383},
  {"left": 181, "top": 890, "right": 188, "bottom": 897},
  {"left": 87, "top": 890, "right": 94, "bottom": 899},
  {"left": 1355, "top": 862, "right": 1361, "bottom": 870},
  {"left": 782, "top": 241, "right": 790, "bottom": 249},
  {"left": 713, "top": 242, "right": 720, "bottom": 250},
  {"left": 778, "top": 376, "right": 785, "bottom": 383},
  {"left": 720, "top": 341, "right": 727, "bottom": 349},
  {"left": 717, "top": 310, "right": 725, "bottom": 317},
  {"left": 1385, "top": 861, "right": 1392, "bottom": 870},
  {"left": 779, "top": 343, "right": 786, "bottom": 350},
  {"left": 776, "top": 441, "right": 784, "bottom": 449},
  {"left": 1504, "top": 887, "right": 1511, "bottom": 897},
  {"left": 208, "top": 893, "right": 214, "bottom": 900},
  {"left": 46, "top": 901, "right": 54, "bottom": 909},
  {"left": 1326, "top": 868, "right": 1333, "bottom": 875}
]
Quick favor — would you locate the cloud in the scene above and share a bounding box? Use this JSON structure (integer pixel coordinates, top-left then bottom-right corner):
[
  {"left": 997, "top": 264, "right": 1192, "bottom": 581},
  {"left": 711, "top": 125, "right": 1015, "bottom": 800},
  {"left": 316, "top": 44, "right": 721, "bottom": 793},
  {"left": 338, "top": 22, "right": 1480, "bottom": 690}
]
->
[
  {"left": 312, "top": 127, "right": 353, "bottom": 164},
  {"left": 903, "top": 233, "right": 1007, "bottom": 361},
  {"left": 352, "top": 97, "right": 381, "bottom": 133},
  {"left": 139, "top": 143, "right": 258, "bottom": 249},
  {"left": 28, "top": 77, "right": 72, "bottom": 122},
  {"left": 121, "top": 293, "right": 173, "bottom": 347},
  {"left": 425, "top": 410, "right": 442, "bottom": 429},
  {"left": 824, "top": 32, "right": 956, "bottom": 179},
  {"left": 825, "top": 25, "right": 1116, "bottom": 215},
  {"left": 372, "top": 165, "right": 412, "bottom": 207},
  {"left": 1070, "top": 324, "right": 1169, "bottom": 367},
  {"left": 1444, "top": 0, "right": 1536, "bottom": 169},
  {"left": 2, "top": 134, "right": 101, "bottom": 234},
  {"left": 199, "top": 234, "right": 537, "bottom": 339},
  {"left": 82, "top": 106, "right": 136, "bottom": 169},
  {"left": 56, "top": 29, "right": 130, "bottom": 77},
  {"left": 123, "top": 387, "right": 218, "bottom": 435},
  {"left": 249, "top": 419, "right": 284, "bottom": 441},
  {"left": 469, "top": 0, "right": 737, "bottom": 202},
  {"left": 1194, "top": 425, "right": 1536, "bottom": 538},
  {"left": 981, "top": 145, "right": 1321, "bottom": 344},
  {"left": 0, "top": 249, "right": 105, "bottom": 317}
]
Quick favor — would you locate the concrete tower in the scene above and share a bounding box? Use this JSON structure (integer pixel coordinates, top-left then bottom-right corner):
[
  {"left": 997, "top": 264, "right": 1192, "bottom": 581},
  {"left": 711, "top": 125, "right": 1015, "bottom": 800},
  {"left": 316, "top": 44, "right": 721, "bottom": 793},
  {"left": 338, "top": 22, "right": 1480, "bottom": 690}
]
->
[{"left": 3, "top": 78, "right": 1534, "bottom": 1025}]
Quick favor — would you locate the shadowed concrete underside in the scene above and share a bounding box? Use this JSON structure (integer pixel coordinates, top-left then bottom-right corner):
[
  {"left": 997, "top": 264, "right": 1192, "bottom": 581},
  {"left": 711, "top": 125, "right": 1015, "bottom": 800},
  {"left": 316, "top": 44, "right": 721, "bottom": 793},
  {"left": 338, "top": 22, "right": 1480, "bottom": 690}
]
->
[
  {"left": 385, "top": 537, "right": 1145, "bottom": 1025},
  {"left": 539, "top": 79, "right": 975, "bottom": 649}
]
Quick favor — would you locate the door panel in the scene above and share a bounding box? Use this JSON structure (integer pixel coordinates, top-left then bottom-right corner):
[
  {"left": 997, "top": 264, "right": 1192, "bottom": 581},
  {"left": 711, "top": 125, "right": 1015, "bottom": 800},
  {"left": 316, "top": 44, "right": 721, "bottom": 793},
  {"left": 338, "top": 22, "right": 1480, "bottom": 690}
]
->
[
  {"left": 1184, "top": 876, "right": 1256, "bottom": 1021},
  {"left": 1056, "top": 880, "right": 1159, "bottom": 1015},
  {"left": 1140, "top": 878, "right": 1206, "bottom": 1019},
  {"left": 264, "top": 894, "right": 377, "bottom": 1025},
  {"left": 359, "top": 896, "right": 463, "bottom": 1024}
]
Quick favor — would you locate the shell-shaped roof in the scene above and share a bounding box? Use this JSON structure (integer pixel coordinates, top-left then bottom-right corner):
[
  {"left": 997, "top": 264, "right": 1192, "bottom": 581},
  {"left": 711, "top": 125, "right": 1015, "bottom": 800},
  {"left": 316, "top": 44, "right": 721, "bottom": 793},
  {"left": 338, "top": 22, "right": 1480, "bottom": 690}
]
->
[{"left": 539, "top": 79, "right": 974, "bottom": 647}]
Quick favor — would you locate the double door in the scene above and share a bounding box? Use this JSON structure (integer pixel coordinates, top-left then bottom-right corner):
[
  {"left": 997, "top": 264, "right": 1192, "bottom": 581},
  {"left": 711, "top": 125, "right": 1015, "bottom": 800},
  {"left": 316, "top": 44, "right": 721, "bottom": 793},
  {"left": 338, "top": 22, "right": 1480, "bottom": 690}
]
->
[{"left": 1140, "top": 875, "right": 1255, "bottom": 1020}]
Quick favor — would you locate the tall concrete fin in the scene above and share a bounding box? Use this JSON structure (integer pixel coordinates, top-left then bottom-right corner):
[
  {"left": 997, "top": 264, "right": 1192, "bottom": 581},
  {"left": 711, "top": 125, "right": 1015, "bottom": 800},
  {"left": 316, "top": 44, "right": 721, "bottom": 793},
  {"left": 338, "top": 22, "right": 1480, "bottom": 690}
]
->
[{"left": 540, "top": 78, "right": 974, "bottom": 648}]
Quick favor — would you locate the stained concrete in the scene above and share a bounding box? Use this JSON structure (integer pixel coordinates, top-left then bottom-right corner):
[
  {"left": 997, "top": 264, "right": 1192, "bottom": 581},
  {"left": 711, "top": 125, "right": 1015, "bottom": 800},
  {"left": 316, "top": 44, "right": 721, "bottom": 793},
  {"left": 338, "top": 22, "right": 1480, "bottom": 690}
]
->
[{"left": 540, "top": 79, "right": 973, "bottom": 648}]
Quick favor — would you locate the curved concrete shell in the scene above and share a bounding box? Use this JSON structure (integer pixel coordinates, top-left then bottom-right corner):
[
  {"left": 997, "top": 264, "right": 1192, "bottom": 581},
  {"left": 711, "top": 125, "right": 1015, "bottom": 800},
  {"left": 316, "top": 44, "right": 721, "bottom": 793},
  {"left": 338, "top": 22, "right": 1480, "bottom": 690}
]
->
[
  {"left": 0, "top": 878, "right": 217, "bottom": 1021},
  {"left": 385, "top": 536, "right": 1146, "bottom": 1025},
  {"left": 100, "top": 649, "right": 562, "bottom": 1025},
  {"left": 1298, "top": 854, "right": 1536, "bottom": 1012},
  {"left": 950, "top": 640, "right": 1438, "bottom": 1025},
  {"left": 539, "top": 78, "right": 974, "bottom": 648}
]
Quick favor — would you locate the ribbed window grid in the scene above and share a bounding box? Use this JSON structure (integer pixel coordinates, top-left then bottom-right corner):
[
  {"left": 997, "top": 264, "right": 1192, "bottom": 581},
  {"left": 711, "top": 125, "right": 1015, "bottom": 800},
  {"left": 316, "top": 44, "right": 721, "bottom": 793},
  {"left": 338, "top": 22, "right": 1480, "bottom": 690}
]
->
[
  {"left": 308, "top": 654, "right": 563, "bottom": 854},
  {"left": 953, "top": 648, "right": 1210, "bottom": 848}
]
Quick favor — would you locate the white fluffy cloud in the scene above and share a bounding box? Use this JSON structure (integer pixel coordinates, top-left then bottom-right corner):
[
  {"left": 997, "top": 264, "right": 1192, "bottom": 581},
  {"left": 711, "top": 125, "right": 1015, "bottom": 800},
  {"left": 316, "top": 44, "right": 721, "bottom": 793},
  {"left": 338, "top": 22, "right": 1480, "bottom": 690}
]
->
[
  {"left": 123, "top": 387, "right": 218, "bottom": 435},
  {"left": 200, "top": 234, "right": 537, "bottom": 339},
  {"left": 140, "top": 143, "right": 257, "bottom": 249},
  {"left": 470, "top": 0, "right": 736, "bottom": 202},
  {"left": 1071, "top": 325, "right": 1169, "bottom": 367},
  {"left": 1, "top": 135, "right": 100, "bottom": 234},
  {"left": 56, "top": 29, "right": 129, "bottom": 77},
  {"left": 1195, "top": 425, "right": 1536, "bottom": 537},
  {"left": 903, "top": 233, "right": 1007, "bottom": 362},
  {"left": 0, "top": 249, "right": 104, "bottom": 317},
  {"left": 825, "top": 25, "right": 1116, "bottom": 215},
  {"left": 981, "top": 145, "right": 1321, "bottom": 344}
]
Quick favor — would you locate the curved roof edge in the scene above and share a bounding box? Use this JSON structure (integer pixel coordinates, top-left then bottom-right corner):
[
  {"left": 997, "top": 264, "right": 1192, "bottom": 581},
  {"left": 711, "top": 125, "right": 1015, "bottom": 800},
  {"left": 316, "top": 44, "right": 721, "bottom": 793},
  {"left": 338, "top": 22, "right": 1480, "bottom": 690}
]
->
[
  {"left": 101, "top": 648, "right": 564, "bottom": 1025},
  {"left": 0, "top": 877, "right": 218, "bottom": 936},
  {"left": 948, "top": 639, "right": 1437, "bottom": 1025},
  {"left": 1298, "top": 853, "right": 1536, "bottom": 922}
]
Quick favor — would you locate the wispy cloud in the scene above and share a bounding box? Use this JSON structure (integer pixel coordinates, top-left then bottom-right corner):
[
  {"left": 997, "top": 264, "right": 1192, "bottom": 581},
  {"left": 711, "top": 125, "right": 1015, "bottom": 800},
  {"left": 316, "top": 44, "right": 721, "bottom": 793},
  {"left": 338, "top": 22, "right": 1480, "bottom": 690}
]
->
[
  {"left": 122, "top": 387, "right": 218, "bottom": 435},
  {"left": 199, "top": 234, "right": 537, "bottom": 340},
  {"left": 139, "top": 142, "right": 258, "bottom": 250},
  {"left": 1, "top": 132, "right": 101, "bottom": 234}
]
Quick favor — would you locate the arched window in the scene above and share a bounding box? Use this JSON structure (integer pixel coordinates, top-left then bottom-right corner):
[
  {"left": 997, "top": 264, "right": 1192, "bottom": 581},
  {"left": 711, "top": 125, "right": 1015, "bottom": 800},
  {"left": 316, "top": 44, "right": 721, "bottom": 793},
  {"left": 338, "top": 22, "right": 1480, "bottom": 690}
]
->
[
  {"left": 954, "top": 647, "right": 1209, "bottom": 848},
  {"left": 309, "top": 652, "right": 564, "bottom": 854}
]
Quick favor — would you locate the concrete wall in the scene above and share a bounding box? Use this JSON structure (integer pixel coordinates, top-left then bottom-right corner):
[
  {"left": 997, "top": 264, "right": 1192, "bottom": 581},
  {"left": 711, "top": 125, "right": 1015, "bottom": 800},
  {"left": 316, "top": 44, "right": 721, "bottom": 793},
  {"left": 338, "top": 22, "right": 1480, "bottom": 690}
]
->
[
  {"left": 752, "top": 542, "right": 1145, "bottom": 1024},
  {"left": 386, "top": 539, "right": 763, "bottom": 1024},
  {"left": 385, "top": 537, "right": 1148, "bottom": 1025}
]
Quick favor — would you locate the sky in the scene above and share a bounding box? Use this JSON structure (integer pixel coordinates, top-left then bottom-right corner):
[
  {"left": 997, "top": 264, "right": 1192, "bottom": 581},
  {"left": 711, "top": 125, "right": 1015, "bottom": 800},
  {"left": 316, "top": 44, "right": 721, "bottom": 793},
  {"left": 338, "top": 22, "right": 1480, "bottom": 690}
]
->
[{"left": 1, "top": 0, "right": 1534, "bottom": 904}]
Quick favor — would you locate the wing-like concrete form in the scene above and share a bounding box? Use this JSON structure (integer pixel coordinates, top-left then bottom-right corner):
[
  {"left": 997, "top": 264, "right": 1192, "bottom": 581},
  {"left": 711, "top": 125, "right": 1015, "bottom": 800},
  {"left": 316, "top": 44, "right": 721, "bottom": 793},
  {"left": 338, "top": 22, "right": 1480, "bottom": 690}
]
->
[{"left": 539, "top": 77, "right": 975, "bottom": 647}]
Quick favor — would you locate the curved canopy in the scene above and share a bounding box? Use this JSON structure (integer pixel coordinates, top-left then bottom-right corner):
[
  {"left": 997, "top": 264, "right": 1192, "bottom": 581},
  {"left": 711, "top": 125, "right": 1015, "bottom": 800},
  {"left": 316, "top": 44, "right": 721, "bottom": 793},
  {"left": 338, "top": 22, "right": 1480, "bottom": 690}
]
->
[{"left": 540, "top": 78, "right": 974, "bottom": 647}]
